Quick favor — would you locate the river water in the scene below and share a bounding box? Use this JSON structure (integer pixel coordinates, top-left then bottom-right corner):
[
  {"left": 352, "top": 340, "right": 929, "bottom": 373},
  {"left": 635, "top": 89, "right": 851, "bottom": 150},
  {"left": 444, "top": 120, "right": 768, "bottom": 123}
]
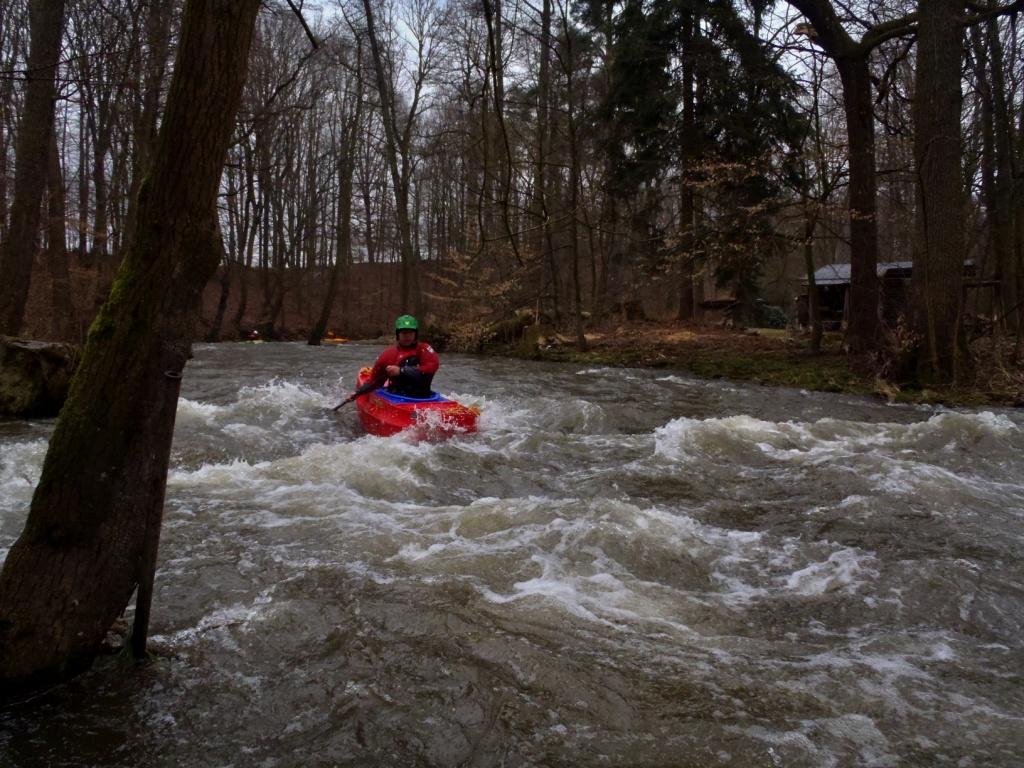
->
[{"left": 1, "top": 342, "right": 1023, "bottom": 767}]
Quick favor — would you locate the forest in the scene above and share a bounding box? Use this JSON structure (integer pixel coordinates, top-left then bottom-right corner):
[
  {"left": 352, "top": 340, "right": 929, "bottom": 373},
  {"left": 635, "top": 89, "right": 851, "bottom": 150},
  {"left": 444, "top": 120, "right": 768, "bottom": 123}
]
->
[
  {"left": 1, "top": 0, "right": 1024, "bottom": 742},
  {"left": 0, "top": 0, "right": 1023, "bottom": 380}
]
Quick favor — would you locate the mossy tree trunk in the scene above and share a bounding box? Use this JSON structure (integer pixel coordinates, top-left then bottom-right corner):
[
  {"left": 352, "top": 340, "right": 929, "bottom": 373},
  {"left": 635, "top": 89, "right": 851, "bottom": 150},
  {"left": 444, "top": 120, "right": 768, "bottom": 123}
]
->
[{"left": 0, "top": 0, "right": 261, "bottom": 691}]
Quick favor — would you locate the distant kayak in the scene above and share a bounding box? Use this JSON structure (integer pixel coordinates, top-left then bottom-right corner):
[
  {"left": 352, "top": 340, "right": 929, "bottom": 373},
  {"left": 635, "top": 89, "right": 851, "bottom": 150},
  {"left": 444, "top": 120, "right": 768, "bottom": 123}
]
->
[{"left": 354, "top": 368, "right": 478, "bottom": 438}]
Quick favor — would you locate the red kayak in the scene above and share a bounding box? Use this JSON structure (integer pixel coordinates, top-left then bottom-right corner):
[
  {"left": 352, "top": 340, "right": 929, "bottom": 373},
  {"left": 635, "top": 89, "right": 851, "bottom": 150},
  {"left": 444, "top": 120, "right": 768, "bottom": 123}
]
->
[{"left": 354, "top": 368, "right": 478, "bottom": 438}]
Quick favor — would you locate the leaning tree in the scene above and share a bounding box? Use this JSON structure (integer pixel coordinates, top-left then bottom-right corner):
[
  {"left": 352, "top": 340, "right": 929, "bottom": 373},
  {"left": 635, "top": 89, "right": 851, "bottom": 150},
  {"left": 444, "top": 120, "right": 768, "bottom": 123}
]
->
[{"left": 0, "top": 0, "right": 262, "bottom": 691}]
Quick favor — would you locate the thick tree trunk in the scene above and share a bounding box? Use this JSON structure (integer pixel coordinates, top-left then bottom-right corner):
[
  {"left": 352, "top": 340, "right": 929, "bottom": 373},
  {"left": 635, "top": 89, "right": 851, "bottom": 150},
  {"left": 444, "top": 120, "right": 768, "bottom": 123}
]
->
[
  {"left": 910, "top": 0, "right": 966, "bottom": 383},
  {"left": 836, "top": 56, "right": 880, "bottom": 353},
  {"left": 0, "top": 0, "right": 67, "bottom": 335},
  {"left": 0, "top": 0, "right": 261, "bottom": 691}
]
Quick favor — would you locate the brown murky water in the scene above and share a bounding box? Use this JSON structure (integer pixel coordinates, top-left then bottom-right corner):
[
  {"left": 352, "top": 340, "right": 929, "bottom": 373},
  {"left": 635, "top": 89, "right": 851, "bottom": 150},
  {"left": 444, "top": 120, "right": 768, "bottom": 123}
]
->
[{"left": 2, "top": 342, "right": 1023, "bottom": 766}]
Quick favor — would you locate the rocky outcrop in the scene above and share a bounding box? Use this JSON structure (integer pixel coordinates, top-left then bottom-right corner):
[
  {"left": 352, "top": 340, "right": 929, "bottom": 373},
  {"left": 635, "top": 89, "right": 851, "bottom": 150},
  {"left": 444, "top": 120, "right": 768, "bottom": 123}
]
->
[{"left": 0, "top": 336, "right": 80, "bottom": 417}]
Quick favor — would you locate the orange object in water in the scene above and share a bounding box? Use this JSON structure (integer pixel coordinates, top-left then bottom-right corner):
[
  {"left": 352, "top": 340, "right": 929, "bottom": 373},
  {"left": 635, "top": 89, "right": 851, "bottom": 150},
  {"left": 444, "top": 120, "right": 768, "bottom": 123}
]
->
[{"left": 354, "top": 368, "right": 478, "bottom": 438}]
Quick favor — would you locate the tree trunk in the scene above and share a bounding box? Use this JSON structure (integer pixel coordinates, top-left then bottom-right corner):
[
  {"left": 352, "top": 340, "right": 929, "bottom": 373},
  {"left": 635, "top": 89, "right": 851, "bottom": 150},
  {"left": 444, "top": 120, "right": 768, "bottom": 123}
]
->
[
  {"left": 77, "top": 104, "right": 89, "bottom": 265},
  {"left": 910, "top": 0, "right": 966, "bottom": 383},
  {"left": 92, "top": 126, "right": 111, "bottom": 262},
  {"left": 985, "top": 18, "right": 1017, "bottom": 332},
  {"left": 206, "top": 231, "right": 231, "bottom": 343},
  {"left": 0, "top": 0, "right": 261, "bottom": 691},
  {"left": 836, "top": 55, "right": 880, "bottom": 353},
  {"left": 803, "top": 204, "right": 823, "bottom": 352},
  {"left": 46, "top": 130, "right": 74, "bottom": 341},
  {"left": 0, "top": 0, "right": 67, "bottom": 335},
  {"left": 310, "top": 120, "right": 359, "bottom": 345},
  {"left": 676, "top": 9, "right": 696, "bottom": 321},
  {"left": 124, "top": 0, "right": 173, "bottom": 250},
  {"left": 1017, "top": 97, "right": 1024, "bottom": 359},
  {"left": 562, "top": 14, "right": 587, "bottom": 350},
  {"left": 362, "top": 0, "right": 420, "bottom": 316},
  {"left": 232, "top": 141, "right": 260, "bottom": 338},
  {"left": 532, "top": 0, "right": 553, "bottom": 316},
  {"left": 0, "top": 14, "right": 23, "bottom": 242},
  {"left": 787, "top": 0, "right": 911, "bottom": 354}
]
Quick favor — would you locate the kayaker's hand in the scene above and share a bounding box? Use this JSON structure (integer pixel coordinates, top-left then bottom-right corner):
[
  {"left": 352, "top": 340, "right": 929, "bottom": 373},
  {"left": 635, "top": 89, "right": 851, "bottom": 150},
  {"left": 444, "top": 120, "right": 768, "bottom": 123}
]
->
[{"left": 386, "top": 364, "right": 401, "bottom": 377}]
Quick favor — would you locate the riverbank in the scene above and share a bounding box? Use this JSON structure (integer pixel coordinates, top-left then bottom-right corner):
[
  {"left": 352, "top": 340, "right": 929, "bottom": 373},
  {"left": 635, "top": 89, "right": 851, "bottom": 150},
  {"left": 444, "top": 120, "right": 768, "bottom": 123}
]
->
[{"left": 478, "top": 322, "right": 1023, "bottom": 408}]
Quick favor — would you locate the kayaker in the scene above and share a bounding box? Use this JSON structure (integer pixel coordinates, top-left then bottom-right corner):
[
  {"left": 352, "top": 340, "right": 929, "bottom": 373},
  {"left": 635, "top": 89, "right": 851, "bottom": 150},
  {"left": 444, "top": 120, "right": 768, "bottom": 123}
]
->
[{"left": 351, "top": 315, "right": 439, "bottom": 399}]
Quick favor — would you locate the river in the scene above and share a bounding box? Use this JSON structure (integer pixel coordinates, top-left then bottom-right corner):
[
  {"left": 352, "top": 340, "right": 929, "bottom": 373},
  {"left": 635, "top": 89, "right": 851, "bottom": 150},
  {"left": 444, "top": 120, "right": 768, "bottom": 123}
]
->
[{"left": 1, "top": 342, "right": 1023, "bottom": 766}]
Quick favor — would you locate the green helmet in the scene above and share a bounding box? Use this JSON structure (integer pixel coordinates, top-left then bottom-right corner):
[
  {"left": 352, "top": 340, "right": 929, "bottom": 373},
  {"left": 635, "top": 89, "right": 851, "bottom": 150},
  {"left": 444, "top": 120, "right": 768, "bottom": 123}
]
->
[{"left": 395, "top": 315, "right": 419, "bottom": 331}]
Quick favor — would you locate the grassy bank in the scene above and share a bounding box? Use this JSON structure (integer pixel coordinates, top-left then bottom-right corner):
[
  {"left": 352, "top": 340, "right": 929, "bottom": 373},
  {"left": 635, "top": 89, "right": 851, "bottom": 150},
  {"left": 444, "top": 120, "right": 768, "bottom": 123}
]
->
[{"left": 479, "top": 324, "right": 1022, "bottom": 408}]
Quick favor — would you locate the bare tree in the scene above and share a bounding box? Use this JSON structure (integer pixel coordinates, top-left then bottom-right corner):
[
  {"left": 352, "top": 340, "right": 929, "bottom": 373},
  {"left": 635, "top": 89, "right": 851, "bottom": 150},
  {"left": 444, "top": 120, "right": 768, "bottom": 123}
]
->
[
  {"left": 0, "top": 0, "right": 67, "bottom": 336},
  {"left": 359, "top": 0, "right": 447, "bottom": 317},
  {"left": 310, "top": 35, "right": 366, "bottom": 344},
  {"left": 788, "top": 0, "right": 916, "bottom": 354},
  {"left": 0, "top": 0, "right": 262, "bottom": 691}
]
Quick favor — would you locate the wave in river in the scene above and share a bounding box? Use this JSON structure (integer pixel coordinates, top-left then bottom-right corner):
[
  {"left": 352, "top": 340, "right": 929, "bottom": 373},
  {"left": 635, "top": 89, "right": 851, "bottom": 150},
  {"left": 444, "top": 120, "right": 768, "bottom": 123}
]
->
[{"left": 3, "top": 345, "right": 1024, "bottom": 766}]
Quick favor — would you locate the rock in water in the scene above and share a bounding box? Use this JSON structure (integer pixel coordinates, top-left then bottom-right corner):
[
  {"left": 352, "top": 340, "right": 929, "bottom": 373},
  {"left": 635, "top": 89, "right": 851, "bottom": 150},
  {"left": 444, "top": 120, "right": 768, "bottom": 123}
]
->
[{"left": 0, "top": 336, "right": 80, "bottom": 417}]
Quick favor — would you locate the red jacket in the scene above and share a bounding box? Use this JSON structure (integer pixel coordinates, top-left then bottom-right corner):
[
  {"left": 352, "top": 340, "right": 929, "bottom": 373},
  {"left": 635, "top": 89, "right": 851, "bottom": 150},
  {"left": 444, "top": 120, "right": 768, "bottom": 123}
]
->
[{"left": 365, "top": 341, "right": 439, "bottom": 397}]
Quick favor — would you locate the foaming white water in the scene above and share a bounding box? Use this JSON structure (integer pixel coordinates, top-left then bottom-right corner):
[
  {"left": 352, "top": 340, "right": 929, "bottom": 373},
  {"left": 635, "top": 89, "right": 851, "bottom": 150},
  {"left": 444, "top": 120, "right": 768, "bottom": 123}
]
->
[
  {"left": 177, "top": 379, "right": 330, "bottom": 429},
  {"left": 387, "top": 495, "right": 794, "bottom": 634},
  {"left": 449, "top": 391, "right": 527, "bottom": 434},
  {"left": 900, "top": 409, "right": 1017, "bottom": 441},
  {"left": 742, "top": 714, "right": 897, "bottom": 768},
  {"left": 0, "top": 438, "right": 46, "bottom": 516},
  {"left": 784, "top": 548, "right": 878, "bottom": 596},
  {"left": 5, "top": 342, "right": 1023, "bottom": 767},
  {"left": 174, "top": 380, "right": 341, "bottom": 462},
  {"left": 575, "top": 366, "right": 644, "bottom": 382},
  {"left": 655, "top": 410, "right": 1019, "bottom": 463},
  {"left": 466, "top": 390, "right": 609, "bottom": 436},
  {"left": 457, "top": 499, "right": 704, "bottom": 630},
  {"left": 164, "top": 419, "right": 894, "bottom": 637},
  {"left": 653, "top": 412, "right": 1024, "bottom": 510},
  {"left": 168, "top": 435, "right": 442, "bottom": 507}
]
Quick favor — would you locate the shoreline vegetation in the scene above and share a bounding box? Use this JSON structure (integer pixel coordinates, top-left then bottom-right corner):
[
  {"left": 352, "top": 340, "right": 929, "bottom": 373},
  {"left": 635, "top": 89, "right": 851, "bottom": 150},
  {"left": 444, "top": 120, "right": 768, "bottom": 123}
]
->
[{"left": 456, "top": 322, "right": 1023, "bottom": 408}]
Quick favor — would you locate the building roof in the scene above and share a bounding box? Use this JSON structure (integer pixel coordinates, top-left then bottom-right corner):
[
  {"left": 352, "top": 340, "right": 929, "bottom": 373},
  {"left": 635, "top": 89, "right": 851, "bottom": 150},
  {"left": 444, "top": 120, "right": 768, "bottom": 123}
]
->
[{"left": 810, "top": 261, "right": 914, "bottom": 285}]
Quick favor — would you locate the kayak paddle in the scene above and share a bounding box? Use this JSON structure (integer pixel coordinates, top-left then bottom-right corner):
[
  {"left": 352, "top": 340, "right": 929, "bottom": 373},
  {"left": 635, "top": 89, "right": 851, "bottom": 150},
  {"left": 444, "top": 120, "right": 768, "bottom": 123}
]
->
[{"left": 331, "top": 394, "right": 356, "bottom": 412}]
